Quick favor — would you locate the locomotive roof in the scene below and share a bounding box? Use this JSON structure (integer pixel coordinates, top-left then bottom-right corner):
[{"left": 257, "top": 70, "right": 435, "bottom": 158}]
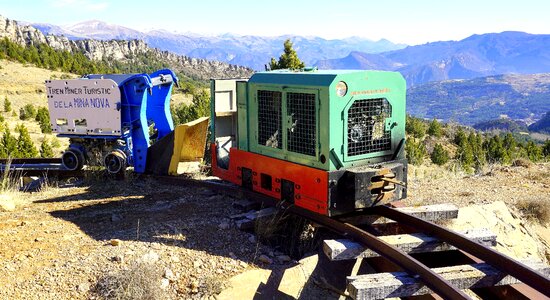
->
[{"left": 249, "top": 69, "right": 396, "bottom": 86}]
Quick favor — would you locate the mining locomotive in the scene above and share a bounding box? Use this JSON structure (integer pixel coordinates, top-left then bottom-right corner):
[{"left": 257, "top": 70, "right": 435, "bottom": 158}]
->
[{"left": 210, "top": 69, "right": 407, "bottom": 216}]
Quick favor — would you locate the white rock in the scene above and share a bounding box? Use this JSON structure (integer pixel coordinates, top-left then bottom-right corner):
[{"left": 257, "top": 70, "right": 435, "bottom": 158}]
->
[
  {"left": 160, "top": 278, "right": 170, "bottom": 289},
  {"left": 164, "top": 268, "right": 176, "bottom": 281},
  {"left": 140, "top": 251, "right": 159, "bottom": 263},
  {"left": 77, "top": 282, "right": 90, "bottom": 292}
]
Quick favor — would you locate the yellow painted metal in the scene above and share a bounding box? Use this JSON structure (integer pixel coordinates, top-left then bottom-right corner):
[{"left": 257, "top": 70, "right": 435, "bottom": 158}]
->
[{"left": 168, "top": 116, "right": 209, "bottom": 175}]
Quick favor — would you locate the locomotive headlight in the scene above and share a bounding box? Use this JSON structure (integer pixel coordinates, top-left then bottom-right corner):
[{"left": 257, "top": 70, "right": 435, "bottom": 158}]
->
[{"left": 336, "top": 81, "right": 348, "bottom": 97}]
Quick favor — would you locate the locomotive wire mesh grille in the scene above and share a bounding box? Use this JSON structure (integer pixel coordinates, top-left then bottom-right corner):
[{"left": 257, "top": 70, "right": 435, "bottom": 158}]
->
[
  {"left": 258, "top": 90, "right": 282, "bottom": 149},
  {"left": 287, "top": 92, "right": 316, "bottom": 156},
  {"left": 347, "top": 98, "right": 392, "bottom": 156}
]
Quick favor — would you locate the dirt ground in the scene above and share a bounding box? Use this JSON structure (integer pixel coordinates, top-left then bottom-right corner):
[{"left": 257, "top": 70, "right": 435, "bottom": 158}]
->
[{"left": 0, "top": 163, "right": 549, "bottom": 299}]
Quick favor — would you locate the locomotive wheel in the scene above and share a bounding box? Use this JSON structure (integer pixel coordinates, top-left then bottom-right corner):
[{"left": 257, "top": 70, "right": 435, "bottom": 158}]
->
[
  {"left": 62, "top": 149, "right": 84, "bottom": 171},
  {"left": 104, "top": 151, "right": 127, "bottom": 175}
]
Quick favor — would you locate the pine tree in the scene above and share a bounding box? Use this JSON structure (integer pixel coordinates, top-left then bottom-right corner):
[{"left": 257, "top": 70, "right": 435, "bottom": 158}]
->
[
  {"left": 16, "top": 124, "right": 38, "bottom": 158},
  {"left": 485, "top": 135, "right": 510, "bottom": 164},
  {"left": 40, "top": 139, "right": 54, "bottom": 158},
  {"left": 468, "top": 132, "right": 485, "bottom": 171},
  {"left": 406, "top": 115, "right": 426, "bottom": 139},
  {"left": 19, "top": 104, "right": 37, "bottom": 120},
  {"left": 525, "top": 141, "right": 542, "bottom": 162},
  {"left": 454, "top": 127, "right": 467, "bottom": 146},
  {"left": 405, "top": 138, "right": 427, "bottom": 165},
  {"left": 427, "top": 119, "right": 443, "bottom": 137},
  {"left": 456, "top": 137, "right": 474, "bottom": 173},
  {"left": 0, "top": 128, "right": 18, "bottom": 158},
  {"left": 268, "top": 39, "right": 305, "bottom": 70},
  {"left": 430, "top": 143, "right": 450, "bottom": 165},
  {"left": 35, "top": 107, "right": 52, "bottom": 133},
  {"left": 3, "top": 96, "right": 11, "bottom": 112}
]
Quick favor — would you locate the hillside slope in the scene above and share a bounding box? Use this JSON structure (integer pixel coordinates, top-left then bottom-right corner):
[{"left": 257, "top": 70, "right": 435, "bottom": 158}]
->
[
  {"left": 407, "top": 73, "right": 550, "bottom": 125},
  {"left": 529, "top": 112, "right": 550, "bottom": 134},
  {"left": 0, "top": 60, "right": 73, "bottom": 150}
]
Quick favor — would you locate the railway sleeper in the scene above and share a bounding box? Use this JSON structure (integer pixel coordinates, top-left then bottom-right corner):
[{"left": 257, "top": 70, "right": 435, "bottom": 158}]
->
[
  {"left": 338, "top": 203, "right": 459, "bottom": 226},
  {"left": 347, "top": 260, "right": 550, "bottom": 300},
  {"left": 324, "top": 228, "right": 496, "bottom": 261}
]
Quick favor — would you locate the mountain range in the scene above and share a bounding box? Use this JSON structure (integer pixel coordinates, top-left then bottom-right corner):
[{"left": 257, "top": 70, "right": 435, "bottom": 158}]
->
[
  {"left": 1, "top": 16, "right": 252, "bottom": 81},
  {"left": 318, "top": 31, "right": 550, "bottom": 86},
  {"left": 7, "top": 16, "right": 550, "bottom": 126},
  {"left": 31, "top": 20, "right": 406, "bottom": 71}
]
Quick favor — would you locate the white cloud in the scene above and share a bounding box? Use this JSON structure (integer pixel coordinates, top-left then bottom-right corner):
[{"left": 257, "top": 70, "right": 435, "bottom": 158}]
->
[{"left": 50, "top": 0, "right": 109, "bottom": 11}]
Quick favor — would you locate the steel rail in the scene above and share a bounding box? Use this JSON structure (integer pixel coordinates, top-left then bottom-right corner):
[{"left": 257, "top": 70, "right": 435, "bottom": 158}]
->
[
  {"left": 0, "top": 158, "right": 62, "bottom": 164},
  {"left": 283, "top": 204, "right": 470, "bottom": 300},
  {"left": 369, "top": 205, "right": 550, "bottom": 298}
]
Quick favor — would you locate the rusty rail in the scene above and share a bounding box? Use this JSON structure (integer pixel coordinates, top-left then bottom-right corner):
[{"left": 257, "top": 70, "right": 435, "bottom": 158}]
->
[
  {"left": 368, "top": 205, "right": 550, "bottom": 298},
  {"left": 283, "top": 204, "right": 470, "bottom": 300}
]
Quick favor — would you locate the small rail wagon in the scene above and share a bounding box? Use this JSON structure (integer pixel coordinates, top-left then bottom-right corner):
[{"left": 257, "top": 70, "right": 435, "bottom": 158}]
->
[
  {"left": 46, "top": 69, "right": 178, "bottom": 174},
  {"left": 210, "top": 69, "right": 408, "bottom": 216}
]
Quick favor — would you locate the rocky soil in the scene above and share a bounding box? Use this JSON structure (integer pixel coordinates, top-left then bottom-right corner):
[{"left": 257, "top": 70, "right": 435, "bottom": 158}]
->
[{"left": 0, "top": 163, "right": 548, "bottom": 299}]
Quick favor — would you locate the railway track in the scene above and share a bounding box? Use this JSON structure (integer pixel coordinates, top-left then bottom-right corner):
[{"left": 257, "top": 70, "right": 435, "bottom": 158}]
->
[
  {"left": 0, "top": 158, "right": 83, "bottom": 178},
  {"left": 155, "top": 175, "right": 550, "bottom": 299},
  {"left": 2, "top": 165, "right": 549, "bottom": 299}
]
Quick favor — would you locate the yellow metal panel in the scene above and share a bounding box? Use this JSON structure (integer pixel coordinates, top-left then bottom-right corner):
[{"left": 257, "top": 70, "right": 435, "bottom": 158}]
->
[{"left": 168, "top": 117, "right": 210, "bottom": 175}]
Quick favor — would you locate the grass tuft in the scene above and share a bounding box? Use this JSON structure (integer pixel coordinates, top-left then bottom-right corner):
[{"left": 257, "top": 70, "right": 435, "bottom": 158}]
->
[
  {"left": 92, "top": 262, "right": 167, "bottom": 300},
  {"left": 516, "top": 198, "right": 550, "bottom": 225}
]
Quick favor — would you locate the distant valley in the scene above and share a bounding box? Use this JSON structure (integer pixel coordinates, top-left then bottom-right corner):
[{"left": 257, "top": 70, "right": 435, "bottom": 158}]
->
[{"left": 407, "top": 73, "right": 550, "bottom": 126}]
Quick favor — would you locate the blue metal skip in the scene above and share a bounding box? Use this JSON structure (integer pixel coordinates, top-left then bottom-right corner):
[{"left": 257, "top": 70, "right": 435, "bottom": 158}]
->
[{"left": 85, "top": 69, "right": 179, "bottom": 173}]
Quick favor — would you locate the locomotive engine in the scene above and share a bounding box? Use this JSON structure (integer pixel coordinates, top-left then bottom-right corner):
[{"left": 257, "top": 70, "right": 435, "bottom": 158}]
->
[
  {"left": 46, "top": 69, "right": 178, "bottom": 174},
  {"left": 210, "top": 69, "right": 407, "bottom": 216}
]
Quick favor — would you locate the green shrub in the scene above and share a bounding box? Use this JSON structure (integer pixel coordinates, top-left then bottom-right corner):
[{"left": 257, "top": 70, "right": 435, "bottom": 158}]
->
[
  {"left": 405, "top": 138, "right": 427, "bottom": 165},
  {"left": 524, "top": 141, "right": 543, "bottom": 162},
  {"left": 171, "top": 90, "right": 210, "bottom": 125},
  {"left": 427, "top": 119, "right": 443, "bottom": 137},
  {"left": 19, "top": 104, "right": 37, "bottom": 120},
  {"left": 16, "top": 124, "right": 38, "bottom": 158},
  {"left": 406, "top": 115, "right": 426, "bottom": 139},
  {"left": 3, "top": 96, "right": 11, "bottom": 112},
  {"left": 0, "top": 128, "right": 18, "bottom": 158},
  {"left": 40, "top": 138, "right": 54, "bottom": 158},
  {"left": 430, "top": 143, "right": 450, "bottom": 165},
  {"left": 35, "top": 106, "right": 52, "bottom": 133}
]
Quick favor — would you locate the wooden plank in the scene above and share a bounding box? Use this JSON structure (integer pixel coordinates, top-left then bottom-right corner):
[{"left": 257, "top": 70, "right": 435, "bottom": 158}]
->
[
  {"left": 347, "top": 260, "right": 550, "bottom": 300},
  {"left": 323, "top": 228, "right": 496, "bottom": 261},
  {"left": 339, "top": 204, "right": 459, "bottom": 225}
]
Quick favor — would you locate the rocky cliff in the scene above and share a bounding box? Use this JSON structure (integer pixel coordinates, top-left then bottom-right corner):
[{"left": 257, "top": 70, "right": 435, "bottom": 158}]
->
[{"left": 0, "top": 15, "right": 253, "bottom": 80}]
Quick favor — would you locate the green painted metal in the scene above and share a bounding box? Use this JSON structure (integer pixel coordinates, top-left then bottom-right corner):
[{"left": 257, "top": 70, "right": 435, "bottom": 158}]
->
[
  {"left": 236, "top": 81, "right": 249, "bottom": 151},
  {"left": 228, "top": 69, "right": 406, "bottom": 171}
]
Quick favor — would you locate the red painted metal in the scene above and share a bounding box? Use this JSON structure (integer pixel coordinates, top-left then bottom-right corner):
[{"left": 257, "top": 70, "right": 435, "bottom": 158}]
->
[{"left": 211, "top": 144, "right": 329, "bottom": 215}]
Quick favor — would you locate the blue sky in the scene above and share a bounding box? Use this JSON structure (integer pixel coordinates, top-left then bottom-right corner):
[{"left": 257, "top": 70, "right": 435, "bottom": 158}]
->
[{"left": 2, "top": 0, "right": 549, "bottom": 44}]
